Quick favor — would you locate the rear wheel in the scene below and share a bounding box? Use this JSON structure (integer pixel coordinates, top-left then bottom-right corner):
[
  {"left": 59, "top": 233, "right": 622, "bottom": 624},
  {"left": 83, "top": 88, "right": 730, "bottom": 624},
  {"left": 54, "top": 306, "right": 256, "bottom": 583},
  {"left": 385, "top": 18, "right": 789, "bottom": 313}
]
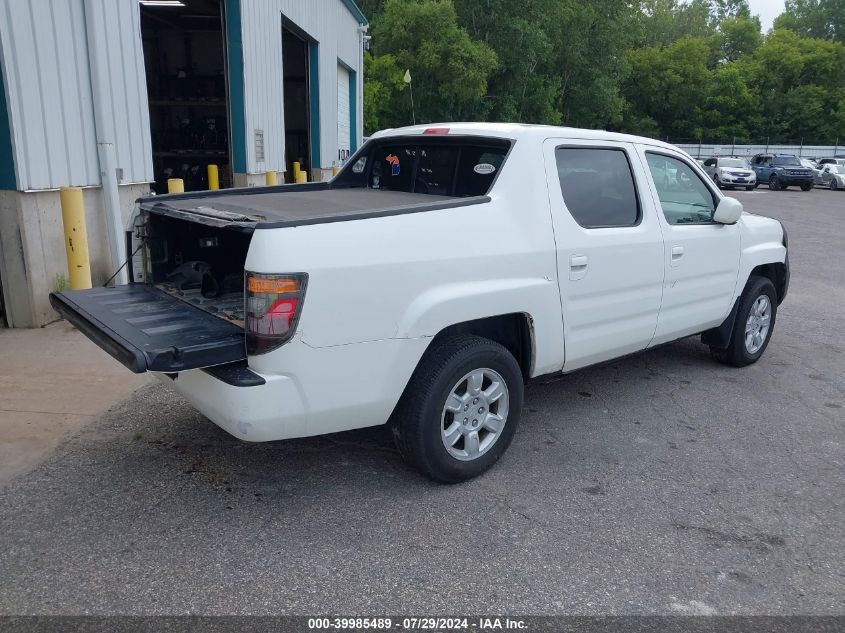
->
[
  {"left": 769, "top": 175, "right": 781, "bottom": 191},
  {"left": 391, "top": 335, "right": 523, "bottom": 483},
  {"left": 710, "top": 276, "right": 777, "bottom": 367}
]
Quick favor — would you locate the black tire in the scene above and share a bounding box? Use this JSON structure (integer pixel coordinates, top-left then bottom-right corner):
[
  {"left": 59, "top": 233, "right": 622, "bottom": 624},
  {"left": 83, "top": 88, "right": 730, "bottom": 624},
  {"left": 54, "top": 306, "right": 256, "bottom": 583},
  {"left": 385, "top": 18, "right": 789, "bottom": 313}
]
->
[
  {"left": 745, "top": 185, "right": 755, "bottom": 191},
  {"left": 391, "top": 334, "right": 524, "bottom": 483},
  {"left": 753, "top": 181, "right": 760, "bottom": 189},
  {"left": 831, "top": 180, "right": 838, "bottom": 191},
  {"left": 769, "top": 175, "right": 781, "bottom": 191},
  {"left": 709, "top": 276, "right": 778, "bottom": 367},
  {"left": 715, "top": 177, "right": 724, "bottom": 190},
  {"left": 801, "top": 183, "right": 813, "bottom": 191}
]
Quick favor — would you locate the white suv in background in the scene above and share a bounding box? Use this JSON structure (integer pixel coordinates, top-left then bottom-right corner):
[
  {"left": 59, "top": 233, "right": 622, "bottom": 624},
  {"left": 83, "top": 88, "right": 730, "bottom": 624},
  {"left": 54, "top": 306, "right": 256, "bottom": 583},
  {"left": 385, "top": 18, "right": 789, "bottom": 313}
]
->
[{"left": 703, "top": 157, "right": 756, "bottom": 191}]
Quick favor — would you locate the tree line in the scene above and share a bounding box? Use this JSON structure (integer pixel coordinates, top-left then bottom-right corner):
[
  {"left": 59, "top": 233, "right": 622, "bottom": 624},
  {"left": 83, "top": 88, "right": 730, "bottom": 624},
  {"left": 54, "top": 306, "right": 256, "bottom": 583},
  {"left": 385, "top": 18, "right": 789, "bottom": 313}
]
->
[{"left": 359, "top": 0, "right": 845, "bottom": 144}]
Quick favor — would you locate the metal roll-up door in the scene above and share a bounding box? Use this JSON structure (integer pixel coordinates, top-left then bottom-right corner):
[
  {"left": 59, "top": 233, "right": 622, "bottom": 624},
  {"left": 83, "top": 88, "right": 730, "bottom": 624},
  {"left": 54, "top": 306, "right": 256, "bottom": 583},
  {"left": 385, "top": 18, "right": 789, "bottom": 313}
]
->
[{"left": 337, "top": 65, "right": 351, "bottom": 166}]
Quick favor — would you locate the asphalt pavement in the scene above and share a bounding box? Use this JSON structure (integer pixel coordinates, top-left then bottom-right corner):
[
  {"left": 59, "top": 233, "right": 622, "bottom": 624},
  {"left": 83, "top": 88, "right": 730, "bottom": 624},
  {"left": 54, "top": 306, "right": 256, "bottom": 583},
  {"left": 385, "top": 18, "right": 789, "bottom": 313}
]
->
[{"left": 0, "top": 187, "right": 842, "bottom": 615}]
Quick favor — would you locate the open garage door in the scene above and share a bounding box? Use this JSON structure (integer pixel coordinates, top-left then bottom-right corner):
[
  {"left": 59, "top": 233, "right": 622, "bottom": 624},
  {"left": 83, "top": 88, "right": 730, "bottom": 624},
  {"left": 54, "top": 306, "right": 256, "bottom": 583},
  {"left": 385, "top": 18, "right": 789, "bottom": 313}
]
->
[
  {"left": 140, "top": 0, "right": 231, "bottom": 193},
  {"left": 337, "top": 65, "right": 351, "bottom": 167}
]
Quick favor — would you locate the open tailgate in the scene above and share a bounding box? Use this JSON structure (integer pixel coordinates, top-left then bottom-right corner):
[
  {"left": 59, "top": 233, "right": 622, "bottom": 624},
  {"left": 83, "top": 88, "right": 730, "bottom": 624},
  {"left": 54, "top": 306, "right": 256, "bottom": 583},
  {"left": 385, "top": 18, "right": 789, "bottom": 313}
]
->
[{"left": 49, "top": 284, "right": 246, "bottom": 373}]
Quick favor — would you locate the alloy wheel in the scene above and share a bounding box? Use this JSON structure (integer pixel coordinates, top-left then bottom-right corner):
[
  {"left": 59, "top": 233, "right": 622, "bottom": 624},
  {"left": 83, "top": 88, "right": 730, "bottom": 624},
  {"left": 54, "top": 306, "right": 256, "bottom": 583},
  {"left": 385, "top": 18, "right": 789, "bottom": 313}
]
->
[
  {"left": 441, "top": 368, "right": 509, "bottom": 461},
  {"left": 745, "top": 295, "right": 771, "bottom": 354}
]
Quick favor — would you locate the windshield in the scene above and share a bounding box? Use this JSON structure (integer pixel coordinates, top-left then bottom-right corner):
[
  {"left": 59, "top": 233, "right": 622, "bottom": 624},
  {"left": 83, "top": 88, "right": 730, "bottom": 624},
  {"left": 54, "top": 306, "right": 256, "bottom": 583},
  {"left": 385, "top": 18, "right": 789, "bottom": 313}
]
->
[
  {"left": 773, "top": 156, "right": 801, "bottom": 166},
  {"left": 719, "top": 159, "right": 746, "bottom": 168},
  {"left": 333, "top": 136, "right": 511, "bottom": 197}
]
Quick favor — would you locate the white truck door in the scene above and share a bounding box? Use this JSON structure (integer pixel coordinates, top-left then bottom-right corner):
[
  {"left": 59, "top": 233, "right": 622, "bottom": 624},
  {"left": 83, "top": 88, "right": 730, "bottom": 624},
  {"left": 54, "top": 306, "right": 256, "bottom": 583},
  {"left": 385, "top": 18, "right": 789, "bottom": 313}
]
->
[
  {"left": 544, "top": 139, "right": 665, "bottom": 372},
  {"left": 639, "top": 149, "right": 741, "bottom": 345}
]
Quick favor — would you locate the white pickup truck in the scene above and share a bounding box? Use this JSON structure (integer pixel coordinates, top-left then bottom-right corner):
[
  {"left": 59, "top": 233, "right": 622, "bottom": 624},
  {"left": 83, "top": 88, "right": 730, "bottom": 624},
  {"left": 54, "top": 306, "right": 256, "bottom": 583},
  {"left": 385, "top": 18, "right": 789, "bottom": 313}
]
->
[{"left": 51, "top": 123, "right": 789, "bottom": 482}]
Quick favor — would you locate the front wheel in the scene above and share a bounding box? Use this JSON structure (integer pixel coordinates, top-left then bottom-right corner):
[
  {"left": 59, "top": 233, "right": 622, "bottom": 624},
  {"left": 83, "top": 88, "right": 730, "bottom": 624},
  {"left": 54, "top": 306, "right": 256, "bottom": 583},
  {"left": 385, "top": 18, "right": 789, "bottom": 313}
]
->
[
  {"left": 745, "top": 185, "right": 755, "bottom": 191},
  {"left": 831, "top": 180, "right": 838, "bottom": 191},
  {"left": 769, "top": 175, "right": 781, "bottom": 191},
  {"left": 801, "top": 183, "right": 813, "bottom": 191},
  {"left": 710, "top": 276, "right": 777, "bottom": 367},
  {"left": 391, "top": 335, "right": 524, "bottom": 483}
]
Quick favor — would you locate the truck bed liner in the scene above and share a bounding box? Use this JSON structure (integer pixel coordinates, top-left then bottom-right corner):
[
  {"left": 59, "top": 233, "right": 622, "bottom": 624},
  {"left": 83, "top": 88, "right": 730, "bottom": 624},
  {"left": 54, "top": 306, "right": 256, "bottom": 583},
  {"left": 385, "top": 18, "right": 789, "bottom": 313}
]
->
[
  {"left": 139, "top": 185, "right": 486, "bottom": 229},
  {"left": 49, "top": 285, "right": 246, "bottom": 373}
]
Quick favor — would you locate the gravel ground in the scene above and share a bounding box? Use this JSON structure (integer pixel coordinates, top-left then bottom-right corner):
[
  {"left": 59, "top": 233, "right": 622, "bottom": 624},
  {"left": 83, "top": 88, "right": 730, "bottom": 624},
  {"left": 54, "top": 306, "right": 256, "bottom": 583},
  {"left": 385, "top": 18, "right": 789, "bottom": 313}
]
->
[{"left": 0, "top": 187, "right": 842, "bottom": 616}]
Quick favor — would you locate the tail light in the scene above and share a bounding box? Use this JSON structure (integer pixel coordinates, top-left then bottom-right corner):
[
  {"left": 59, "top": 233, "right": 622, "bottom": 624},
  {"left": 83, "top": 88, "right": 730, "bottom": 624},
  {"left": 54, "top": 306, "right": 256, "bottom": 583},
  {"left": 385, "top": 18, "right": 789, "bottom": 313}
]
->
[{"left": 245, "top": 272, "right": 307, "bottom": 355}]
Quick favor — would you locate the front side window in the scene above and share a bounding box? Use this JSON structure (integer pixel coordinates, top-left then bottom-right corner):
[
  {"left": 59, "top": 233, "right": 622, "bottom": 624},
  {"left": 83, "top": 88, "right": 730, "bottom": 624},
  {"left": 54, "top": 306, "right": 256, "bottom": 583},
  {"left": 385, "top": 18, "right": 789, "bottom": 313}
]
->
[
  {"left": 555, "top": 147, "right": 640, "bottom": 228},
  {"left": 645, "top": 152, "right": 717, "bottom": 225}
]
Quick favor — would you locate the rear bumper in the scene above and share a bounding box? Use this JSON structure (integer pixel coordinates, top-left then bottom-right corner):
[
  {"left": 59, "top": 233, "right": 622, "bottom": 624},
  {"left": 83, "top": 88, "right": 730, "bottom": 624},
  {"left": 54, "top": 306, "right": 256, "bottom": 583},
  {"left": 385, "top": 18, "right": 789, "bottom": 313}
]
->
[
  {"left": 157, "top": 369, "right": 307, "bottom": 441},
  {"left": 157, "top": 336, "right": 432, "bottom": 442}
]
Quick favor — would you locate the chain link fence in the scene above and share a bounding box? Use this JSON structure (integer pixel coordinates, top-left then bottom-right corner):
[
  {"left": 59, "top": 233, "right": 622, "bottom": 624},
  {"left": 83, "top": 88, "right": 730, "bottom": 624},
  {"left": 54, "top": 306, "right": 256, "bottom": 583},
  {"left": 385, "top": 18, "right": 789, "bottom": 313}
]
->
[{"left": 667, "top": 138, "right": 844, "bottom": 159}]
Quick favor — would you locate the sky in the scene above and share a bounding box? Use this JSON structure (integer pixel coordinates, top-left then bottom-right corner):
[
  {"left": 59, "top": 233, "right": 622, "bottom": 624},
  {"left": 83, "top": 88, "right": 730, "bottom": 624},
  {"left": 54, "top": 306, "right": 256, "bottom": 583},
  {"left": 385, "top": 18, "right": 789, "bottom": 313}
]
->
[{"left": 747, "top": 0, "right": 786, "bottom": 32}]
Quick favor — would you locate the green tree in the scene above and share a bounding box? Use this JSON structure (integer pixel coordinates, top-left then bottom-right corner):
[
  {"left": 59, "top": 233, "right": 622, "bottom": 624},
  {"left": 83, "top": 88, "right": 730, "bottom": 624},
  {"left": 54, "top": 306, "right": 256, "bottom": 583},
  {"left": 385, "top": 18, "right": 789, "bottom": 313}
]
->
[
  {"left": 456, "top": 0, "right": 562, "bottom": 124},
  {"left": 369, "top": 0, "right": 497, "bottom": 125},
  {"left": 718, "top": 14, "right": 763, "bottom": 61},
  {"left": 774, "top": 0, "right": 845, "bottom": 42},
  {"left": 623, "top": 37, "right": 714, "bottom": 138},
  {"left": 362, "top": 52, "right": 406, "bottom": 135},
  {"left": 751, "top": 29, "right": 845, "bottom": 142}
]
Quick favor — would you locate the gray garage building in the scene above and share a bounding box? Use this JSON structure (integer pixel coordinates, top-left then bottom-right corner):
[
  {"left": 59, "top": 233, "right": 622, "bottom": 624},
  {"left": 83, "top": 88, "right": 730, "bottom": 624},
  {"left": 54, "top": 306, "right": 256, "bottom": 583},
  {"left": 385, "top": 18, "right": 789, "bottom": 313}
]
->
[{"left": 0, "top": 0, "right": 367, "bottom": 327}]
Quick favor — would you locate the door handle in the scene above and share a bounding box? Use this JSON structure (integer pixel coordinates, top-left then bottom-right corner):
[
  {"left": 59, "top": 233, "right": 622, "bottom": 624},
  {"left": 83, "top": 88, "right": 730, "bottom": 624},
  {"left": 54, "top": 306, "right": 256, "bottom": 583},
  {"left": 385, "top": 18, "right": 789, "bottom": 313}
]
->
[
  {"left": 569, "top": 254, "right": 588, "bottom": 280},
  {"left": 670, "top": 245, "right": 684, "bottom": 267}
]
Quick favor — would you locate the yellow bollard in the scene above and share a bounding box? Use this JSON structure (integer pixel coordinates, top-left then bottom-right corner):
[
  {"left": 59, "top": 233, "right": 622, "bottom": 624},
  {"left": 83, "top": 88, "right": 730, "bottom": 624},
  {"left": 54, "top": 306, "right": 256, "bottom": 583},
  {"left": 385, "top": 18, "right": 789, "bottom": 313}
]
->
[
  {"left": 295, "top": 171, "right": 307, "bottom": 184},
  {"left": 59, "top": 187, "right": 92, "bottom": 290},
  {"left": 292, "top": 161, "right": 301, "bottom": 179},
  {"left": 167, "top": 178, "right": 184, "bottom": 193},
  {"left": 332, "top": 165, "right": 340, "bottom": 177},
  {"left": 265, "top": 170, "right": 277, "bottom": 186},
  {"left": 207, "top": 164, "right": 219, "bottom": 190}
]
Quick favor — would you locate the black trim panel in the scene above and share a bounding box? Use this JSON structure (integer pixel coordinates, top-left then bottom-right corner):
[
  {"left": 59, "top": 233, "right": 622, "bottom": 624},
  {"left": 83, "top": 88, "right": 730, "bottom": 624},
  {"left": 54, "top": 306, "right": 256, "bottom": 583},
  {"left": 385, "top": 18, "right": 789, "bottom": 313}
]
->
[{"left": 203, "top": 361, "right": 266, "bottom": 387}]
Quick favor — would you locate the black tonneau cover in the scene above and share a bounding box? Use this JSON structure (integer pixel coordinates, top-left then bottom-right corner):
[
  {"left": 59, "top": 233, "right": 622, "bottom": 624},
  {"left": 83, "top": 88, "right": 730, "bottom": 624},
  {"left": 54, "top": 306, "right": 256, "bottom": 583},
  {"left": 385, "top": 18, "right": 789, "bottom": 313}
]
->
[
  {"left": 138, "top": 183, "right": 486, "bottom": 230},
  {"left": 50, "top": 285, "right": 245, "bottom": 373}
]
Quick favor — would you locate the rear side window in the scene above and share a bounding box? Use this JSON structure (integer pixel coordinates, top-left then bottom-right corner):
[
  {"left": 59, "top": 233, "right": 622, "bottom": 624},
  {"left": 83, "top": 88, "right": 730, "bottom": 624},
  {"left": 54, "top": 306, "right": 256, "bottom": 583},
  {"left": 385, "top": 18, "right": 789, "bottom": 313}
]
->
[
  {"left": 555, "top": 147, "right": 640, "bottom": 228},
  {"left": 332, "top": 137, "right": 510, "bottom": 197}
]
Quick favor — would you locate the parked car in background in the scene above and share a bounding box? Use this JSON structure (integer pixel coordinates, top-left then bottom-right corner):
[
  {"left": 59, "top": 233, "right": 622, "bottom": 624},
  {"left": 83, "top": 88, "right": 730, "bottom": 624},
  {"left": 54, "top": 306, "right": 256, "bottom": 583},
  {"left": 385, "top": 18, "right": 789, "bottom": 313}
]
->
[
  {"left": 751, "top": 154, "right": 814, "bottom": 191},
  {"left": 800, "top": 159, "right": 825, "bottom": 184},
  {"left": 48, "top": 123, "right": 790, "bottom": 482},
  {"left": 817, "top": 158, "right": 845, "bottom": 168},
  {"left": 702, "top": 157, "right": 756, "bottom": 190},
  {"left": 819, "top": 164, "right": 845, "bottom": 190}
]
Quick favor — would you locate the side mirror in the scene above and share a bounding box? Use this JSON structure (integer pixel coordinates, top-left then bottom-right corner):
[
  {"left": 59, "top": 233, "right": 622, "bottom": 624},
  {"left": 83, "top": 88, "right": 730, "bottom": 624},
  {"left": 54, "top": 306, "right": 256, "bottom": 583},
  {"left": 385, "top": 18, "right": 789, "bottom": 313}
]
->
[{"left": 714, "top": 196, "right": 743, "bottom": 225}]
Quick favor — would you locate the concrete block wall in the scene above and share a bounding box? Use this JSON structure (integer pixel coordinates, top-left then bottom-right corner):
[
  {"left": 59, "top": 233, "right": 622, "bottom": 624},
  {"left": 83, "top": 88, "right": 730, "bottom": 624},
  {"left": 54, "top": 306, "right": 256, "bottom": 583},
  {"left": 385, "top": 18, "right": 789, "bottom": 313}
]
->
[{"left": 0, "top": 183, "right": 149, "bottom": 327}]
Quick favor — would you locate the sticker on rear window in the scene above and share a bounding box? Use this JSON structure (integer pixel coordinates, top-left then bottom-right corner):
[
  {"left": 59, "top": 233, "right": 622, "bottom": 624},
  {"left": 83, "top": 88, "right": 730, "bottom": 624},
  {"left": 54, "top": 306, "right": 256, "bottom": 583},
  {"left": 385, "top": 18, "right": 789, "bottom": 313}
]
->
[
  {"left": 386, "top": 153, "right": 401, "bottom": 176},
  {"left": 474, "top": 163, "right": 496, "bottom": 175}
]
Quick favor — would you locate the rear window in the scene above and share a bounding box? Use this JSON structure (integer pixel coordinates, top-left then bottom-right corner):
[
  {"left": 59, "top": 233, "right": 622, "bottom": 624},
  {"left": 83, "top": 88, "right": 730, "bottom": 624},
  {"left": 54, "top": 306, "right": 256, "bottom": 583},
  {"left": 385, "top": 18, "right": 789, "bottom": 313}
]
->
[{"left": 333, "top": 137, "right": 510, "bottom": 197}]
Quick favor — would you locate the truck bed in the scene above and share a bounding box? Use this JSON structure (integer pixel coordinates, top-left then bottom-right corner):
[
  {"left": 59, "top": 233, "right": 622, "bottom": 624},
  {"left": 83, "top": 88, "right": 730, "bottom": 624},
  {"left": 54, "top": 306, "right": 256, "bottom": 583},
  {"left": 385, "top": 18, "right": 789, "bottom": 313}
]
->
[{"left": 138, "top": 184, "right": 485, "bottom": 229}]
